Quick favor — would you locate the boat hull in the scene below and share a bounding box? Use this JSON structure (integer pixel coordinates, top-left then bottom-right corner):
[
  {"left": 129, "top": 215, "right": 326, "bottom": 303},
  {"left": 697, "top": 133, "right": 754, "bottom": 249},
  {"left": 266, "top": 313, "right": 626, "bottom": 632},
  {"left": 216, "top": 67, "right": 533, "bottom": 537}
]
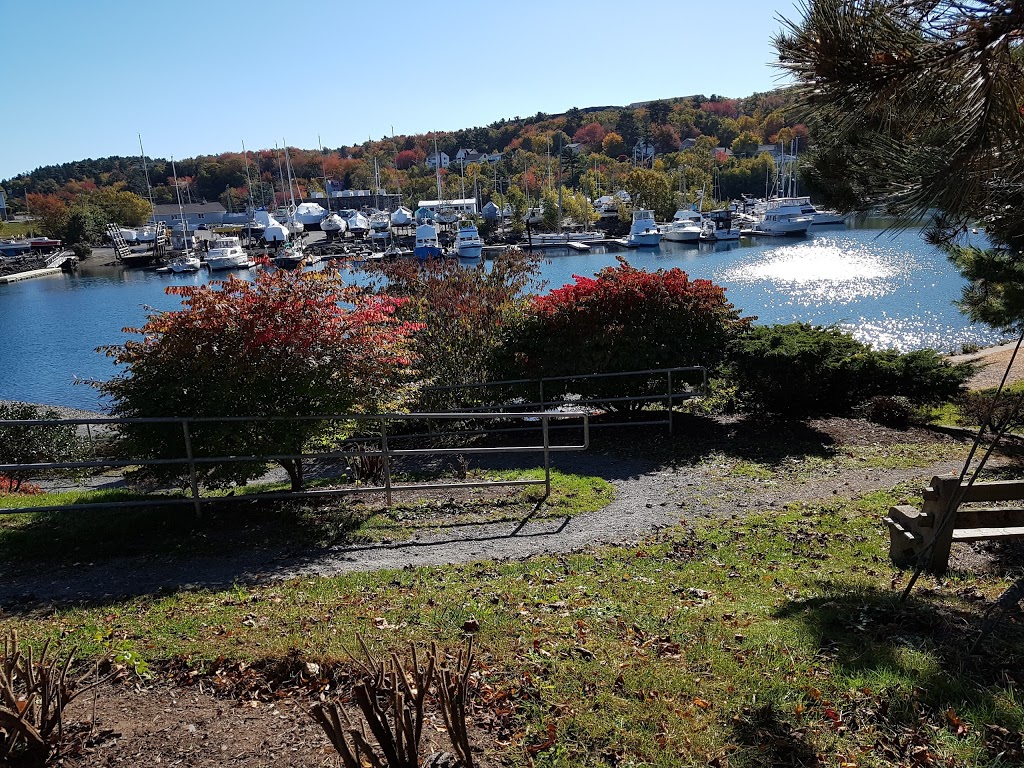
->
[{"left": 626, "top": 232, "right": 661, "bottom": 247}]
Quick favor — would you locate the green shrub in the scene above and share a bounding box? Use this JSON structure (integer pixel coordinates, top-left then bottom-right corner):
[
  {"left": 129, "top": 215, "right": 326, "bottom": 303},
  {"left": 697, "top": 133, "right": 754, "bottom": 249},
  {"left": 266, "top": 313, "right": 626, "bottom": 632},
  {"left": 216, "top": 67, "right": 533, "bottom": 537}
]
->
[
  {"left": 728, "top": 323, "right": 973, "bottom": 417},
  {"left": 862, "top": 395, "right": 915, "bottom": 428},
  {"left": 0, "top": 402, "right": 85, "bottom": 492}
]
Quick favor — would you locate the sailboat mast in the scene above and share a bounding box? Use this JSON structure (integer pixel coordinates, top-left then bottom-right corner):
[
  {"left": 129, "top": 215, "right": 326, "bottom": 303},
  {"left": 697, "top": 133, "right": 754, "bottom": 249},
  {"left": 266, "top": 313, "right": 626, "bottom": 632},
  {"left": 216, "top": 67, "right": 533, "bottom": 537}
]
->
[
  {"left": 242, "top": 140, "right": 257, "bottom": 214},
  {"left": 556, "top": 136, "right": 563, "bottom": 233},
  {"left": 171, "top": 156, "right": 191, "bottom": 257},
  {"left": 138, "top": 134, "right": 156, "bottom": 227},
  {"left": 275, "top": 144, "right": 286, "bottom": 210},
  {"left": 283, "top": 141, "right": 298, "bottom": 209},
  {"left": 318, "top": 134, "right": 331, "bottom": 214}
]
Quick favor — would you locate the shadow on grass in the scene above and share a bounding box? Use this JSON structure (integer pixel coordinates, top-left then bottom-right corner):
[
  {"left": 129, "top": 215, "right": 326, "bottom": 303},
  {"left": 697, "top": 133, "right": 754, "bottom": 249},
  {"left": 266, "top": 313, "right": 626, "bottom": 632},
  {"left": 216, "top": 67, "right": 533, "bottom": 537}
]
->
[{"left": 773, "top": 582, "right": 1024, "bottom": 733}]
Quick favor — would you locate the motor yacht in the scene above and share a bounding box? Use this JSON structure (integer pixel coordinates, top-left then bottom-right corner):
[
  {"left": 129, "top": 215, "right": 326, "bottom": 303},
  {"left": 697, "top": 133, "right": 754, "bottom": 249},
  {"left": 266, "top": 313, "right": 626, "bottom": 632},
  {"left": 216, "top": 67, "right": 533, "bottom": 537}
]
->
[
  {"left": 414, "top": 222, "right": 442, "bottom": 260},
  {"left": 206, "top": 236, "right": 252, "bottom": 270},
  {"left": 455, "top": 220, "right": 483, "bottom": 259},
  {"left": 751, "top": 200, "right": 813, "bottom": 236},
  {"left": 273, "top": 240, "right": 307, "bottom": 269},
  {"left": 661, "top": 209, "right": 703, "bottom": 243},
  {"left": 626, "top": 209, "right": 661, "bottom": 247}
]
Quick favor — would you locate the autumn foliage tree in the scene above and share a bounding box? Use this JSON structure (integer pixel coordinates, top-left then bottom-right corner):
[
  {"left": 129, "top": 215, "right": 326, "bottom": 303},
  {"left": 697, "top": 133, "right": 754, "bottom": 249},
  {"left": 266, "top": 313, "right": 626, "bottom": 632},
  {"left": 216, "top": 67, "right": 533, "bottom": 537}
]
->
[
  {"left": 500, "top": 258, "right": 749, "bottom": 407},
  {"left": 98, "top": 268, "right": 421, "bottom": 491},
  {"left": 362, "top": 249, "right": 544, "bottom": 409}
]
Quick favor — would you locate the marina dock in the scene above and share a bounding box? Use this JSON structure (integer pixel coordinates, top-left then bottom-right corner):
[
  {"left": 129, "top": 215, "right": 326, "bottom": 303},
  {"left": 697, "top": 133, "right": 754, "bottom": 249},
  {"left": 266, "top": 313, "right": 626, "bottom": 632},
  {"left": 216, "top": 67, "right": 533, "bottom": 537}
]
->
[{"left": 0, "top": 266, "right": 63, "bottom": 284}]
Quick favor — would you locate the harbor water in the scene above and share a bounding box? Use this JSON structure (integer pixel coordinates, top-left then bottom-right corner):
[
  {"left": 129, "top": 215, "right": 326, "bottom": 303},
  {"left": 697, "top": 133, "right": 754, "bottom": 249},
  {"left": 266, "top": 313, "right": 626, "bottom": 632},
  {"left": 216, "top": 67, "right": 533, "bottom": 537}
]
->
[{"left": 0, "top": 224, "right": 1004, "bottom": 411}]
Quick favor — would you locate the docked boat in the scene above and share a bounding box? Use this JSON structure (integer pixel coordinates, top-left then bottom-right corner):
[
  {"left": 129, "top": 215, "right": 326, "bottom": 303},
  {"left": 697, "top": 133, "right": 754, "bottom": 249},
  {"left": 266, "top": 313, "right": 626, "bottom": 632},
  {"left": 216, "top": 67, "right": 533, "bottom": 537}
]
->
[
  {"left": 169, "top": 253, "right": 201, "bottom": 272},
  {"left": 455, "top": 220, "right": 483, "bottom": 259},
  {"left": 625, "top": 209, "right": 661, "bottom": 247},
  {"left": 320, "top": 213, "right": 347, "bottom": 237},
  {"left": 119, "top": 228, "right": 138, "bottom": 243},
  {"left": 273, "top": 240, "right": 307, "bottom": 269},
  {"left": 771, "top": 196, "right": 846, "bottom": 226},
  {"left": 414, "top": 222, "right": 442, "bottom": 260},
  {"left": 661, "top": 209, "right": 703, "bottom": 243},
  {"left": 206, "top": 236, "right": 252, "bottom": 270},
  {"left": 750, "top": 200, "right": 813, "bottom": 236},
  {"left": 524, "top": 207, "right": 544, "bottom": 226},
  {"left": 390, "top": 206, "right": 414, "bottom": 226},
  {"left": 293, "top": 202, "right": 327, "bottom": 230}
]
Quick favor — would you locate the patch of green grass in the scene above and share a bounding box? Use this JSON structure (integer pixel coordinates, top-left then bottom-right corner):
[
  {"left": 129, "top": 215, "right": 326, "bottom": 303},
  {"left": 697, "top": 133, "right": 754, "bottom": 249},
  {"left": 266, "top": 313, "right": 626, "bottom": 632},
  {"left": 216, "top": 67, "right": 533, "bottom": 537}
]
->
[
  {"left": 4, "top": 487, "right": 1021, "bottom": 766},
  {"left": 0, "top": 469, "right": 613, "bottom": 563},
  {"left": 0, "top": 220, "right": 37, "bottom": 238}
]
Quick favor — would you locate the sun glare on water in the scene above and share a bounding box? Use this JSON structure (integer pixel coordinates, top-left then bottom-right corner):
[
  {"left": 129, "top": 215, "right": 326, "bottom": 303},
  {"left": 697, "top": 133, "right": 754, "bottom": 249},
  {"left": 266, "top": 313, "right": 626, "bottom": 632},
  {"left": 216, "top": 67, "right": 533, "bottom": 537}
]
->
[{"left": 720, "top": 238, "right": 913, "bottom": 305}]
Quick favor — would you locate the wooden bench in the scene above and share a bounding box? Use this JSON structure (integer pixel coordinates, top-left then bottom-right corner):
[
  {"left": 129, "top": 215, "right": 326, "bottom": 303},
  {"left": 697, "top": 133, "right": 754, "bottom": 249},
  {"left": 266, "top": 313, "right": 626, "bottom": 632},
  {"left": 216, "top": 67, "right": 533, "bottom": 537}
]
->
[{"left": 884, "top": 475, "right": 1024, "bottom": 573}]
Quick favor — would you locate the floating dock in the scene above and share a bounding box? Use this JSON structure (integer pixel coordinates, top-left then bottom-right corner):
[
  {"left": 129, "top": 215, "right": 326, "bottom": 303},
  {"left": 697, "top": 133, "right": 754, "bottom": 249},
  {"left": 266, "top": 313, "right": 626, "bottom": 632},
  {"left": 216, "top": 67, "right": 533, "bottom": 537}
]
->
[{"left": 0, "top": 266, "right": 63, "bottom": 284}]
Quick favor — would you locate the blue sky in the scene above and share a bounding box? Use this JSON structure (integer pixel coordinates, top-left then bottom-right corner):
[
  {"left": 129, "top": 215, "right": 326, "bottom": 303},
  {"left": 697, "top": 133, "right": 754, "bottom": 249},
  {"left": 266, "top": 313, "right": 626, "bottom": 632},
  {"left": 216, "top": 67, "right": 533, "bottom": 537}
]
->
[{"left": 0, "top": 0, "right": 802, "bottom": 181}]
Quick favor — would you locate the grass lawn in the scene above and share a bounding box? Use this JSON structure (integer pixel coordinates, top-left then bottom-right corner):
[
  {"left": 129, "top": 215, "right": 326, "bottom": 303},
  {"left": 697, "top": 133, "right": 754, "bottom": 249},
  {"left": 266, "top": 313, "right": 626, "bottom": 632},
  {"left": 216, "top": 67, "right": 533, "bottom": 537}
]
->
[
  {"left": 0, "top": 468, "right": 612, "bottom": 564},
  {"left": 2, "top": 487, "right": 1021, "bottom": 766}
]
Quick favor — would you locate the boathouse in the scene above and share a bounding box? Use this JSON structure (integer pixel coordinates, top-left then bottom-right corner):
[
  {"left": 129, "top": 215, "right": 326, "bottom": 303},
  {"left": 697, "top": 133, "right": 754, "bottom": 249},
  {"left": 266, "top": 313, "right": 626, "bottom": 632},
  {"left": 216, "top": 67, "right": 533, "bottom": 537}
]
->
[{"left": 151, "top": 202, "right": 226, "bottom": 228}]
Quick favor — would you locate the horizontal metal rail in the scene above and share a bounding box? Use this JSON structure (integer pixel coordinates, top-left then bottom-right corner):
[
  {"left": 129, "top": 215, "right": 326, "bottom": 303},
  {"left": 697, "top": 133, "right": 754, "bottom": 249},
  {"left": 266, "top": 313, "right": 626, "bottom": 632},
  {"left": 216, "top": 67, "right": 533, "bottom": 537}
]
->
[
  {"left": 0, "top": 411, "right": 588, "bottom": 519},
  {"left": 422, "top": 367, "right": 708, "bottom": 433}
]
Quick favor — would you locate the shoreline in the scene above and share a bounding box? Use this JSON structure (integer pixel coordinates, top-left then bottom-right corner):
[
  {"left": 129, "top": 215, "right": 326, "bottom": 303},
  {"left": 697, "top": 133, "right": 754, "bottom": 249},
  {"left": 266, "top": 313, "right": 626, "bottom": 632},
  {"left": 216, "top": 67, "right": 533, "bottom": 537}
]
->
[{"left": 0, "top": 399, "right": 107, "bottom": 419}]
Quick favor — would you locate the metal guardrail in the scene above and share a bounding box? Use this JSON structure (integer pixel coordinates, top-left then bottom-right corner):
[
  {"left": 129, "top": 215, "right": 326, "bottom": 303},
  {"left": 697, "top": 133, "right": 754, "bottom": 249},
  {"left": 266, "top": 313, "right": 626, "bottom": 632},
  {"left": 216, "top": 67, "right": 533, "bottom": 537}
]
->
[
  {"left": 422, "top": 367, "right": 708, "bottom": 434},
  {"left": 0, "top": 411, "right": 588, "bottom": 519}
]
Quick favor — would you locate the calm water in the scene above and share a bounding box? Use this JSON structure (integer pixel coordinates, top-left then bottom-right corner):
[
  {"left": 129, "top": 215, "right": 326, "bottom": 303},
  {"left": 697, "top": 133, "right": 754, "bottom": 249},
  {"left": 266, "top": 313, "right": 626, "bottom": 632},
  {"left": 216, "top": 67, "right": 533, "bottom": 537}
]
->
[{"left": 0, "top": 224, "right": 1004, "bottom": 411}]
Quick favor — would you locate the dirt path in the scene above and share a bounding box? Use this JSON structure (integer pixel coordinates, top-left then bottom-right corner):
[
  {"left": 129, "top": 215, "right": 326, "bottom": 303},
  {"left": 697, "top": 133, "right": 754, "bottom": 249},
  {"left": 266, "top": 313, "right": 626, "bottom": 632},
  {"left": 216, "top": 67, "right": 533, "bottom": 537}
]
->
[{"left": 950, "top": 341, "right": 1024, "bottom": 389}]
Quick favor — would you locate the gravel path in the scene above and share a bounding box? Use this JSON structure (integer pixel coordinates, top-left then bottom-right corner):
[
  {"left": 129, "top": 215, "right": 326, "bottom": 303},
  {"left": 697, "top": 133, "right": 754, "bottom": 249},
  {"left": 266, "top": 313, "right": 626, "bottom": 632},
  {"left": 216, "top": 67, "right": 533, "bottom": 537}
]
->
[
  {"left": 0, "top": 436, "right": 969, "bottom": 607},
  {"left": 949, "top": 341, "right": 1024, "bottom": 389}
]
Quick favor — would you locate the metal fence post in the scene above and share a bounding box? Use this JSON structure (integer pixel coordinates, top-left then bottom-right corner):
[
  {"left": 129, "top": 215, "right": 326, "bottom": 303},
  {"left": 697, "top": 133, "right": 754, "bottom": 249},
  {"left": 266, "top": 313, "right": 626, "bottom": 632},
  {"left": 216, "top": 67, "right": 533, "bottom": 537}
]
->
[
  {"left": 380, "top": 417, "right": 393, "bottom": 508},
  {"left": 181, "top": 419, "right": 203, "bottom": 521},
  {"left": 667, "top": 370, "right": 674, "bottom": 435},
  {"left": 539, "top": 379, "right": 546, "bottom": 411},
  {"left": 542, "top": 414, "right": 551, "bottom": 499}
]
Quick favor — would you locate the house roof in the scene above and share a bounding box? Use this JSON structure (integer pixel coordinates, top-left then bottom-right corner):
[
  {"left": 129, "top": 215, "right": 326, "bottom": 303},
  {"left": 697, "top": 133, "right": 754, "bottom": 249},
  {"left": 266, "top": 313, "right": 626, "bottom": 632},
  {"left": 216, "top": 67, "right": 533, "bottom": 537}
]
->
[{"left": 153, "top": 202, "right": 226, "bottom": 215}]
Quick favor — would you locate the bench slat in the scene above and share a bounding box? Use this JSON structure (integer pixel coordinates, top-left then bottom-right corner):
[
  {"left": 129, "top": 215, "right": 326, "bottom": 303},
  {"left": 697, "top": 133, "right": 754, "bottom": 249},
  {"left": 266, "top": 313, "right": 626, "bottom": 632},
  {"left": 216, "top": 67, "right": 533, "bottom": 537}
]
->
[{"left": 951, "top": 526, "right": 1024, "bottom": 542}]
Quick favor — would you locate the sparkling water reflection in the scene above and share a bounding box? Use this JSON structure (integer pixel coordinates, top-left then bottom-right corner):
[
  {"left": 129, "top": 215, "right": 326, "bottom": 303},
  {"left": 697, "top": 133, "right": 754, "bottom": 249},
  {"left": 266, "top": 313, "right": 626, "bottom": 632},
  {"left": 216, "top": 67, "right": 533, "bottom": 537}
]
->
[{"left": 0, "top": 224, "right": 1005, "bottom": 410}]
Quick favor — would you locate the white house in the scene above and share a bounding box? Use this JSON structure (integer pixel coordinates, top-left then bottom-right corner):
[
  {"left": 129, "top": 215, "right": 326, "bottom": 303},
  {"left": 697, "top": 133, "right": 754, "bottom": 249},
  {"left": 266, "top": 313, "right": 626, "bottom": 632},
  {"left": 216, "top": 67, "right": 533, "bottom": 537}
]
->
[
  {"left": 426, "top": 151, "right": 450, "bottom": 169},
  {"left": 633, "top": 140, "right": 656, "bottom": 162}
]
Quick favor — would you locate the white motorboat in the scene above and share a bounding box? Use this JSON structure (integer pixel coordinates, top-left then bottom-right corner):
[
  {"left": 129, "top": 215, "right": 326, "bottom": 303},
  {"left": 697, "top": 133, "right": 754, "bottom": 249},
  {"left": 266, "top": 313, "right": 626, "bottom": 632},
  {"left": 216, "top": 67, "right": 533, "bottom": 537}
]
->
[
  {"left": 524, "top": 207, "right": 544, "bottom": 226},
  {"left": 455, "top": 220, "right": 483, "bottom": 259},
  {"left": 661, "top": 209, "right": 703, "bottom": 243},
  {"left": 320, "top": 213, "right": 347, "bottom": 236},
  {"left": 770, "top": 196, "right": 846, "bottom": 226},
  {"left": 293, "top": 202, "right": 327, "bottom": 229},
  {"left": 136, "top": 225, "right": 162, "bottom": 244},
  {"left": 206, "top": 236, "right": 252, "bottom": 270},
  {"left": 390, "top": 206, "right": 414, "bottom": 226},
  {"left": 369, "top": 212, "right": 391, "bottom": 237},
  {"left": 414, "top": 222, "right": 442, "bottom": 260},
  {"left": 119, "top": 228, "right": 138, "bottom": 243},
  {"left": 273, "top": 240, "right": 306, "bottom": 269},
  {"left": 435, "top": 205, "right": 459, "bottom": 224},
  {"left": 346, "top": 211, "right": 370, "bottom": 236},
  {"left": 169, "top": 253, "right": 201, "bottom": 272},
  {"left": 626, "top": 209, "right": 661, "bottom": 247},
  {"left": 750, "top": 200, "right": 813, "bottom": 236}
]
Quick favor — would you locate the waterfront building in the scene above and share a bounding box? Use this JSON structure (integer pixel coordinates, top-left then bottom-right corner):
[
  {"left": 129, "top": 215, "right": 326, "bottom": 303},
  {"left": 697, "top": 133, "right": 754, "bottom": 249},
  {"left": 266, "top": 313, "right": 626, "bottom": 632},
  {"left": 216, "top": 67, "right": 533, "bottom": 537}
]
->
[
  {"left": 151, "top": 202, "right": 226, "bottom": 228},
  {"left": 416, "top": 198, "right": 478, "bottom": 217}
]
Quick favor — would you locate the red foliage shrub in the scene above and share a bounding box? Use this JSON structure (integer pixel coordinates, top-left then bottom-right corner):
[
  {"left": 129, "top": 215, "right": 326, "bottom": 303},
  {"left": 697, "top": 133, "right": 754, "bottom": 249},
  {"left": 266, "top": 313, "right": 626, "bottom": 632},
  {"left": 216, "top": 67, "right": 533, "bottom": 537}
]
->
[{"left": 0, "top": 473, "right": 43, "bottom": 495}]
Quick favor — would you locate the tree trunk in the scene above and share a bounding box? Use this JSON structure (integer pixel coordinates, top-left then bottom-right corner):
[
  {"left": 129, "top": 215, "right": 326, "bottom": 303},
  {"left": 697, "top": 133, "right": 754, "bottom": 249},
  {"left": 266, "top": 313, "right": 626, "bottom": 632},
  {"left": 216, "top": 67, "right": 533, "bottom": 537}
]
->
[{"left": 280, "top": 458, "right": 304, "bottom": 492}]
